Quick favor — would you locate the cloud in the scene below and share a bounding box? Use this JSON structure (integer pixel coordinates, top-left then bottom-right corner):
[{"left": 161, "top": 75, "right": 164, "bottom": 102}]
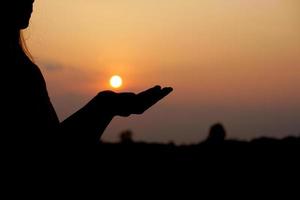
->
[{"left": 40, "top": 61, "right": 65, "bottom": 71}]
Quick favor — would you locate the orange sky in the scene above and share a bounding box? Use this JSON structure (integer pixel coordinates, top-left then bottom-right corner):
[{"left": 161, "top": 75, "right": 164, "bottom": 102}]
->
[{"left": 26, "top": 0, "right": 300, "bottom": 144}]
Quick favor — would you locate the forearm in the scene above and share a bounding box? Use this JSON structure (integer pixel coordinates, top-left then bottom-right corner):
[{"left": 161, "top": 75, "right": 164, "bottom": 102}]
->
[{"left": 60, "top": 104, "right": 114, "bottom": 144}]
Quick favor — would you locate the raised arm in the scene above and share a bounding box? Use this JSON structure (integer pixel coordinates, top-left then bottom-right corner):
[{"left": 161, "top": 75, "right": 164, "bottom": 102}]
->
[{"left": 60, "top": 86, "right": 173, "bottom": 144}]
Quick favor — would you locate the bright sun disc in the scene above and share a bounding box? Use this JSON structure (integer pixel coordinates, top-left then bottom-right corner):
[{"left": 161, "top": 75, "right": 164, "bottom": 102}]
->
[{"left": 110, "top": 75, "right": 123, "bottom": 88}]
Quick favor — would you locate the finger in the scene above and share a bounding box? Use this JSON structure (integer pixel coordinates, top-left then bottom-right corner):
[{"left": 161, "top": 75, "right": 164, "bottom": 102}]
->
[
  {"left": 138, "top": 85, "right": 161, "bottom": 97},
  {"left": 160, "top": 87, "right": 173, "bottom": 98},
  {"left": 136, "top": 87, "right": 173, "bottom": 114},
  {"left": 142, "top": 87, "right": 173, "bottom": 102},
  {"left": 138, "top": 86, "right": 173, "bottom": 103}
]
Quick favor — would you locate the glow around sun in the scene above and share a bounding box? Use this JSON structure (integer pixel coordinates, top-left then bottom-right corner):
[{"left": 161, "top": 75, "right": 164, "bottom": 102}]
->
[{"left": 110, "top": 75, "right": 123, "bottom": 88}]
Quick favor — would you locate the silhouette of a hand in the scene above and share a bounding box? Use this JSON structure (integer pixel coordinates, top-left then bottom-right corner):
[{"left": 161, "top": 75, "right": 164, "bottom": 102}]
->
[{"left": 93, "top": 86, "right": 173, "bottom": 117}]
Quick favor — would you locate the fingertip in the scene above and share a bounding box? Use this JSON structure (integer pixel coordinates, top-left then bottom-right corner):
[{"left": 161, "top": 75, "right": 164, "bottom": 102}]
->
[{"left": 163, "top": 87, "right": 173, "bottom": 93}]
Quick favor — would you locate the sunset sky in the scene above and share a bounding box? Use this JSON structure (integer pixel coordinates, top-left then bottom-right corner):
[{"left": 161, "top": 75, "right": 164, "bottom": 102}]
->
[{"left": 26, "top": 0, "right": 300, "bottom": 144}]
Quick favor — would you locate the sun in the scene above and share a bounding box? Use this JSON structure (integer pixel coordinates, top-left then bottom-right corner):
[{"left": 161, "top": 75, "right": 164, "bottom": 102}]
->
[{"left": 110, "top": 75, "right": 123, "bottom": 89}]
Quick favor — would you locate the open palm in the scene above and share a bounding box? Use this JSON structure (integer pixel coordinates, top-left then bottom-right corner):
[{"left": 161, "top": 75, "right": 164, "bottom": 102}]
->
[
  {"left": 116, "top": 86, "right": 173, "bottom": 116},
  {"left": 93, "top": 86, "right": 173, "bottom": 117}
]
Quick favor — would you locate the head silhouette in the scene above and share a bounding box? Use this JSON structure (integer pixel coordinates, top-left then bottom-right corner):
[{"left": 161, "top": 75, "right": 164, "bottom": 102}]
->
[
  {"left": 5, "top": 0, "right": 34, "bottom": 30},
  {"left": 206, "top": 123, "right": 227, "bottom": 144},
  {"left": 2, "top": 0, "right": 35, "bottom": 58}
]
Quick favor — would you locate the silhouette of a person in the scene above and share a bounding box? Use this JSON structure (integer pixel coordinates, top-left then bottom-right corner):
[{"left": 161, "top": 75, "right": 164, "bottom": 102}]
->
[
  {"left": 1, "top": 0, "right": 173, "bottom": 145},
  {"left": 206, "top": 123, "right": 226, "bottom": 144}
]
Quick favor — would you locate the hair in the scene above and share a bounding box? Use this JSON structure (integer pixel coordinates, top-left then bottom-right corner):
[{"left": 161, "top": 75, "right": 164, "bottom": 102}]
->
[{"left": 20, "top": 30, "right": 33, "bottom": 61}]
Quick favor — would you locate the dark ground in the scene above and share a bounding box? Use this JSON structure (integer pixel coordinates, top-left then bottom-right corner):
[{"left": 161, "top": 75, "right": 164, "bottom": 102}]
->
[{"left": 97, "top": 136, "right": 300, "bottom": 162}]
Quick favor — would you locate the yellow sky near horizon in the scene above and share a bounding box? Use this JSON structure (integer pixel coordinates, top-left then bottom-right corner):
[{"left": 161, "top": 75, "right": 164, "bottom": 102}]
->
[{"left": 25, "top": 0, "right": 300, "bottom": 143}]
